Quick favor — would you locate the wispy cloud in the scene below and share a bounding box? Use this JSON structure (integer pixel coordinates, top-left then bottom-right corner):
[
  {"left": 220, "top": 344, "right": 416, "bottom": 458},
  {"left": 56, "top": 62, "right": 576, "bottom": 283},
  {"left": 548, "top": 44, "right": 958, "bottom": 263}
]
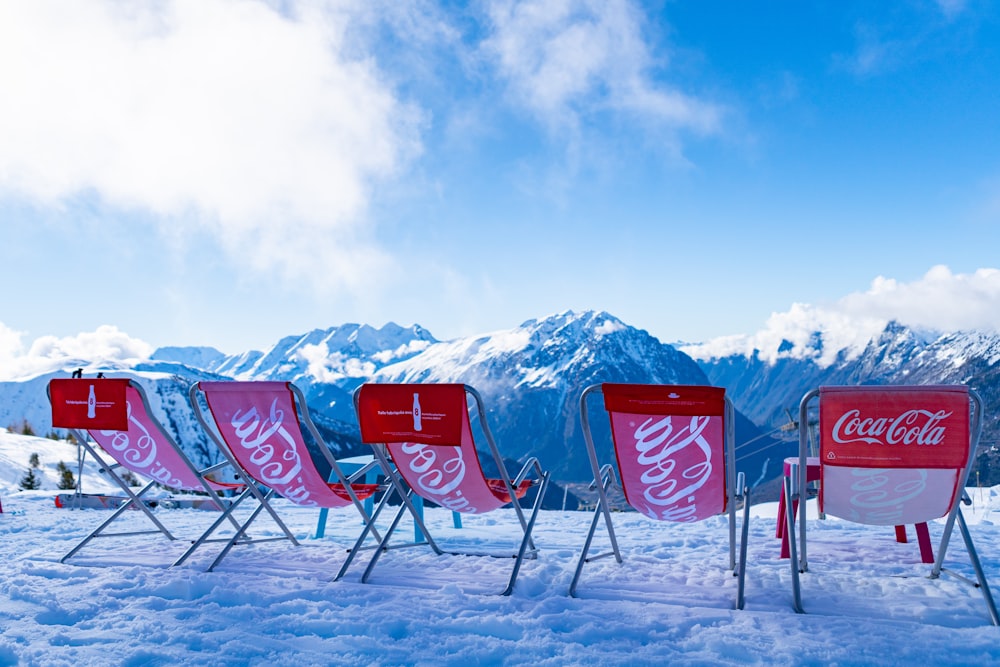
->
[
  {"left": 936, "top": 0, "right": 968, "bottom": 21},
  {"left": 0, "top": 0, "right": 422, "bottom": 290},
  {"left": 482, "top": 0, "right": 722, "bottom": 136},
  {"left": 833, "top": 23, "right": 910, "bottom": 77},
  {"left": 684, "top": 266, "right": 1000, "bottom": 365},
  {"left": 832, "top": 3, "right": 978, "bottom": 78}
]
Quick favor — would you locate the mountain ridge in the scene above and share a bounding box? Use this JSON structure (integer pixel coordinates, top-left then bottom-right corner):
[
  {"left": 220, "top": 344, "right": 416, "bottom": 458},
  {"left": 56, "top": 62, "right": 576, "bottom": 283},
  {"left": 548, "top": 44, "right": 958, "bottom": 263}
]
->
[{"left": 7, "top": 311, "right": 1000, "bottom": 496}]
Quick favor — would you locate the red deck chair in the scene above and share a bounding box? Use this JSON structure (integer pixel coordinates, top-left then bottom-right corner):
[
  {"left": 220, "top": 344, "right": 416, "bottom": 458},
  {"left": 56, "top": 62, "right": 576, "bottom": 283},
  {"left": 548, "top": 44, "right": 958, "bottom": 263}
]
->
[
  {"left": 48, "top": 376, "right": 241, "bottom": 563},
  {"left": 569, "top": 383, "right": 750, "bottom": 610},
  {"left": 174, "top": 381, "right": 385, "bottom": 571},
  {"left": 786, "top": 385, "right": 999, "bottom": 625},
  {"left": 350, "top": 383, "right": 550, "bottom": 595}
]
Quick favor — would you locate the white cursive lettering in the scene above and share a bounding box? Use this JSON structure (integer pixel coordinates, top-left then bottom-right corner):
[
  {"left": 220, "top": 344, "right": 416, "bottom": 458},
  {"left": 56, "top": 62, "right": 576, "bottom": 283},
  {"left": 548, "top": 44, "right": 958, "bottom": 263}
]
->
[
  {"left": 630, "top": 415, "right": 714, "bottom": 521},
  {"left": 230, "top": 399, "right": 304, "bottom": 491}
]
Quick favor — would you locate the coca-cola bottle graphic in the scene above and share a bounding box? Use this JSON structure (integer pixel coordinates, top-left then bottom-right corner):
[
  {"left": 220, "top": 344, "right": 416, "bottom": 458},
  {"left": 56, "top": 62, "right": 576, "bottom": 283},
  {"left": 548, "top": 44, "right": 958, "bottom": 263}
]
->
[
  {"left": 413, "top": 393, "right": 422, "bottom": 432},
  {"left": 87, "top": 384, "right": 96, "bottom": 419}
]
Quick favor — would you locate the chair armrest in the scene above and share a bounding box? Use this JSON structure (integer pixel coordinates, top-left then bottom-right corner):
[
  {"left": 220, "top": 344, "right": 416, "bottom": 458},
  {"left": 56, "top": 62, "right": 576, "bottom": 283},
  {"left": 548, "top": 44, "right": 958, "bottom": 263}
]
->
[
  {"left": 512, "top": 457, "right": 545, "bottom": 486},
  {"left": 589, "top": 463, "right": 619, "bottom": 491},
  {"left": 345, "top": 458, "right": 382, "bottom": 482},
  {"left": 202, "top": 460, "right": 232, "bottom": 475}
]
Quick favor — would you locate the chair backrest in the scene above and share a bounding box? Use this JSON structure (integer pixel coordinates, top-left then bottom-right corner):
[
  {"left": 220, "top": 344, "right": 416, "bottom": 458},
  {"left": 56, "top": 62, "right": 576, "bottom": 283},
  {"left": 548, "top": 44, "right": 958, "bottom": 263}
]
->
[
  {"left": 590, "top": 383, "right": 734, "bottom": 523},
  {"left": 355, "top": 383, "right": 513, "bottom": 514},
  {"left": 813, "top": 385, "right": 978, "bottom": 526},
  {"left": 50, "top": 378, "right": 232, "bottom": 493},
  {"left": 194, "top": 381, "right": 356, "bottom": 508}
]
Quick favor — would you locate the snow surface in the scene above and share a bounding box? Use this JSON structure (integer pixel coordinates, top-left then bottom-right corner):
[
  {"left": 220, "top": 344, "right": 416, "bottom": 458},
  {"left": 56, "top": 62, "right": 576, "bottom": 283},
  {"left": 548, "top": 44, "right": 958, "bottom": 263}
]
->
[{"left": 2, "top": 429, "right": 1000, "bottom": 666}]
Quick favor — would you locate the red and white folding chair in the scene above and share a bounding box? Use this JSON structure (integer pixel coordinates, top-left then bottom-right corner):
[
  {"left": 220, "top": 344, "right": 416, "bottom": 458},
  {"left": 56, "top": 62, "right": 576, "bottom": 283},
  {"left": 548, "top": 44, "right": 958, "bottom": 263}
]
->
[
  {"left": 174, "top": 381, "right": 386, "bottom": 571},
  {"left": 349, "top": 383, "right": 550, "bottom": 595},
  {"left": 786, "top": 385, "right": 999, "bottom": 625},
  {"left": 48, "top": 376, "right": 241, "bottom": 563},
  {"left": 569, "top": 383, "right": 750, "bottom": 609}
]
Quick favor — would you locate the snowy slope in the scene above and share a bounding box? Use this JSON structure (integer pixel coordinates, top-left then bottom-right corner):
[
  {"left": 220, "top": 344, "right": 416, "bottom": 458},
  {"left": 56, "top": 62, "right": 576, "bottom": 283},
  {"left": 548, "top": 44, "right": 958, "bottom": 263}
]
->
[{"left": 1, "top": 423, "right": 999, "bottom": 666}]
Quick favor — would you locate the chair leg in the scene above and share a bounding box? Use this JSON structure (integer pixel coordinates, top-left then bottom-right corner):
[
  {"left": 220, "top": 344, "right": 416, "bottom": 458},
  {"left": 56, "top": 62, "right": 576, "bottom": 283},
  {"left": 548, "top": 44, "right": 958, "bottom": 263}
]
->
[
  {"left": 335, "top": 489, "right": 404, "bottom": 581},
  {"left": 775, "top": 482, "right": 787, "bottom": 539},
  {"left": 785, "top": 475, "right": 804, "bottom": 614},
  {"left": 60, "top": 481, "right": 174, "bottom": 563},
  {"left": 915, "top": 523, "right": 934, "bottom": 564},
  {"left": 736, "top": 486, "right": 751, "bottom": 610},
  {"left": 568, "top": 503, "right": 605, "bottom": 597},
  {"left": 172, "top": 487, "right": 256, "bottom": 567},
  {"left": 360, "top": 493, "right": 412, "bottom": 584},
  {"left": 568, "top": 475, "right": 621, "bottom": 598},
  {"left": 206, "top": 498, "right": 273, "bottom": 572},
  {"left": 955, "top": 508, "right": 1000, "bottom": 626},
  {"left": 502, "top": 472, "right": 549, "bottom": 596},
  {"left": 780, "top": 498, "right": 799, "bottom": 559}
]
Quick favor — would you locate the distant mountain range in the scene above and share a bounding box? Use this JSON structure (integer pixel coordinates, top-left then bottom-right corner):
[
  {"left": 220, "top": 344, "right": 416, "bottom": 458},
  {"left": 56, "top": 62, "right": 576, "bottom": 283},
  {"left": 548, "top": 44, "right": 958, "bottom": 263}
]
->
[
  {"left": 688, "top": 320, "right": 1000, "bottom": 487},
  {"left": 3, "top": 310, "right": 999, "bottom": 504}
]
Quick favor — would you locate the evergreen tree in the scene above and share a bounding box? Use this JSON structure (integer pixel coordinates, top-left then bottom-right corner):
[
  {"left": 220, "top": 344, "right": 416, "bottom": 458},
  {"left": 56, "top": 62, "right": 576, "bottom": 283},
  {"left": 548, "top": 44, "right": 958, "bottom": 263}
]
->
[
  {"left": 28, "top": 452, "right": 40, "bottom": 468},
  {"left": 121, "top": 471, "right": 141, "bottom": 487},
  {"left": 56, "top": 461, "right": 77, "bottom": 491},
  {"left": 19, "top": 467, "right": 41, "bottom": 490}
]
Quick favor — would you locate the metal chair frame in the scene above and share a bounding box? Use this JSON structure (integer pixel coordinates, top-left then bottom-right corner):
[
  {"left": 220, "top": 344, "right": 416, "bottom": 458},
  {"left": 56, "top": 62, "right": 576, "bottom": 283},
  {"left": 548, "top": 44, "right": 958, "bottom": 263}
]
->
[
  {"left": 568, "top": 383, "right": 750, "bottom": 610},
  {"left": 787, "top": 385, "right": 999, "bottom": 625},
  {"left": 347, "top": 383, "right": 550, "bottom": 595}
]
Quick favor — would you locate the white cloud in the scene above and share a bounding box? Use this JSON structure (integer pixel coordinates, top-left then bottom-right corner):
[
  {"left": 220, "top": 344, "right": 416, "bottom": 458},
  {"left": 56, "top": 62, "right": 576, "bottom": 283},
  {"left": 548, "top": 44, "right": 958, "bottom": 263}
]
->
[
  {"left": 594, "top": 319, "right": 625, "bottom": 336},
  {"left": 936, "top": 0, "right": 967, "bottom": 20},
  {"left": 296, "top": 343, "right": 375, "bottom": 383},
  {"left": 0, "top": 323, "right": 153, "bottom": 381},
  {"left": 0, "top": 323, "right": 26, "bottom": 366},
  {"left": 833, "top": 23, "right": 908, "bottom": 77},
  {"left": 371, "top": 340, "right": 433, "bottom": 364},
  {"left": 0, "top": 0, "right": 422, "bottom": 290},
  {"left": 841, "top": 265, "right": 1000, "bottom": 332},
  {"left": 482, "top": 0, "right": 721, "bottom": 135},
  {"left": 684, "top": 266, "right": 1000, "bottom": 366}
]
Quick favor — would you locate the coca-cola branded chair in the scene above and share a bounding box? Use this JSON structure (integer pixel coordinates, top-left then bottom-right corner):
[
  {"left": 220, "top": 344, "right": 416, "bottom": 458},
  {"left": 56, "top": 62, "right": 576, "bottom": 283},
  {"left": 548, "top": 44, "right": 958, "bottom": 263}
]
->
[
  {"left": 48, "top": 376, "right": 242, "bottom": 563},
  {"left": 349, "top": 383, "right": 550, "bottom": 595},
  {"left": 785, "top": 385, "right": 999, "bottom": 625},
  {"left": 174, "top": 381, "right": 385, "bottom": 571},
  {"left": 569, "top": 383, "right": 750, "bottom": 610}
]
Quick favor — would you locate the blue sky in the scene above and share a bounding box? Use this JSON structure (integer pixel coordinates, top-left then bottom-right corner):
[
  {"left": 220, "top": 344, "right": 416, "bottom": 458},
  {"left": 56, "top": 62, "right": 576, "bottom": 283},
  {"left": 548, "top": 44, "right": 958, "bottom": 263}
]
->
[{"left": 2, "top": 0, "right": 1000, "bottom": 370}]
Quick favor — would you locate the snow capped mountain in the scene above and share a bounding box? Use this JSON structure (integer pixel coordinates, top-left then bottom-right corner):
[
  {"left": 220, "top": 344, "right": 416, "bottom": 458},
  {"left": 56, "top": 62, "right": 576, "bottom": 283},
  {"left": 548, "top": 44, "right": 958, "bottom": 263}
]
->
[
  {"left": 150, "top": 346, "right": 228, "bottom": 372},
  {"left": 366, "top": 311, "right": 787, "bottom": 487},
  {"left": 8, "top": 311, "right": 1000, "bottom": 501},
  {"left": 375, "top": 310, "right": 699, "bottom": 386},
  {"left": 693, "top": 320, "right": 1000, "bottom": 484},
  {"left": 205, "top": 322, "right": 437, "bottom": 385},
  {"left": 0, "top": 313, "right": 789, "bottom": 499}
]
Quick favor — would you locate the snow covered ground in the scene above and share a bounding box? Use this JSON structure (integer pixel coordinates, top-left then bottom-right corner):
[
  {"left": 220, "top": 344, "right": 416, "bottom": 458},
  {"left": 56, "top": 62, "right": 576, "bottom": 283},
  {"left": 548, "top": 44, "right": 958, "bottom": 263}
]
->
[{"left": 2, "top": 429, "right": 1000, "bottom": 666}]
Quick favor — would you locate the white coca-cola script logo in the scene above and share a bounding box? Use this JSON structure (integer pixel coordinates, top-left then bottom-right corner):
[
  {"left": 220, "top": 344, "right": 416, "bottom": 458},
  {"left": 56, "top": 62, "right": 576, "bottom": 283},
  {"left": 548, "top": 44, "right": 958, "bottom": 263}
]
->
[
  {"left": 398, "top": 442, "right": 472, "bottom": 512},
  {"left": 847, "top": 468, "right": 929, "bottom": 524},
  {"left": 630, "top": 415, "right": 713, "bottom": 522},
  {"left": 831, "top": 409, "right": 951, "bottom": 447},
  {"left": 99, "top": 400, "right": 184, "bottom": 488},
  {"left": 230, "top": 399, "right": 310, "bottom": 504}
]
